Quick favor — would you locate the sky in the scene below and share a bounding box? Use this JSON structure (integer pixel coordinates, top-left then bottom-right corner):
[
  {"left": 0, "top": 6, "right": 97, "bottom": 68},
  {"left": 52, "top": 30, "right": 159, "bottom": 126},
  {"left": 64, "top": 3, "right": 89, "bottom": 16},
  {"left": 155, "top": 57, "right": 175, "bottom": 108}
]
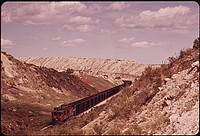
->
[{"left": 1, "top": 1, "right": 199, "bottom": 64}]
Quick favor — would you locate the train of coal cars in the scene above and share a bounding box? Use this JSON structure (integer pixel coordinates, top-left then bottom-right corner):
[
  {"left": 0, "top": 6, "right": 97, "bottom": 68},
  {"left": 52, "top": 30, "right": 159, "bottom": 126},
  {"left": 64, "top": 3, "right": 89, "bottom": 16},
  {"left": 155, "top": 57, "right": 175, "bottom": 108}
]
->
[{"left": 51, "top": 80, "right": 132, "bottom": 123}]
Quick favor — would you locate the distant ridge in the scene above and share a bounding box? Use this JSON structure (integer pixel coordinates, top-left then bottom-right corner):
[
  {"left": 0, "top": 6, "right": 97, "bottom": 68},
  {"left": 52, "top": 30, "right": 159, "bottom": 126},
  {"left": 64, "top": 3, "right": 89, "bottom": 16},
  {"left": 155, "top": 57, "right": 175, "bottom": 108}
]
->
[{"left": 19, "top": 56, "right": 160, "bottom": 83}]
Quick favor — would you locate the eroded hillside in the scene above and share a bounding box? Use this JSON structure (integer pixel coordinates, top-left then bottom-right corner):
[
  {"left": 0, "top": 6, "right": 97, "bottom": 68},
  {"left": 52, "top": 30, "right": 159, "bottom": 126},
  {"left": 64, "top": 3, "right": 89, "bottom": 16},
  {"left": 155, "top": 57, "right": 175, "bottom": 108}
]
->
[
  {"left": 82, "top": 40, "right": 199, "bottom": 135},
  {"left": 19, "top": 57, "right": 158, "bottom": 84},
  {"left": 34, "top": 38, "right": 199, "bottom": 135},
  {"left": 1, "top": 52, "right": 105, "bottom": 135},
  {"left": 1, "top": 52, "right": 100, "bottom": 99},
  {"left": 1, "top": 39, "right": 199, "bottom": 135}
]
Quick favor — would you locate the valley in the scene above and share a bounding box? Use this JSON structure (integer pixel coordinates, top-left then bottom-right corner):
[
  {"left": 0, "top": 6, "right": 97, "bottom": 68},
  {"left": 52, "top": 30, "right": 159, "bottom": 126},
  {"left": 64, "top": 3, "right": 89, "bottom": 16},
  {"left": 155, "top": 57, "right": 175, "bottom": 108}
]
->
[{"left": 1, "top": 39, "right": 199, "bottom": 135}]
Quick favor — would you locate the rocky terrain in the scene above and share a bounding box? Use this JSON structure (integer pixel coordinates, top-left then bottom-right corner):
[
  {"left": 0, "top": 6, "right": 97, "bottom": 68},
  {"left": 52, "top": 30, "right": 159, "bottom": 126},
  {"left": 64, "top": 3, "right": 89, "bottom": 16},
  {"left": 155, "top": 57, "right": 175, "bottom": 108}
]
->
[
  {"left": 1, "top": 51, "right": 113, "bottom": 135},
  {"left": 80, "top": 60, "right": 199, "bottom": 135},
  {"left": 19, "top": 57, "right": 158, "bottom": 84},
  {"left": 32, "top": 38, "right": 199, "bottom": 135},
  {"left": 1, "top": 38, "right": 199, "bottom": 135},
  {"left": 80, "top": 39, "right": 199, "bottom": 135},
  {"left": 1, "top": 52, "right": 99, "bottom": 99}
]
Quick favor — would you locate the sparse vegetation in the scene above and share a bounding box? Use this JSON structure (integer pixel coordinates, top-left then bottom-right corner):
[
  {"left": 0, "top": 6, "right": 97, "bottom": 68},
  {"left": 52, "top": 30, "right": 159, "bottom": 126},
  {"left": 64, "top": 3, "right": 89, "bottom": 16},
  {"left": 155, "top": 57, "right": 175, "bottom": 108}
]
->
[
  {"left": 65, "top": 68, "right": 74, "bottom": 74},
  {"left": 95, "top": 38, "right": 199, "bottom": 135},
  {"left": 150, "top": 110, "right": 170, "bottom": 133},
  {"left": 107, "top": 125, "right": 121, "bottom": 135},
  {"left": 1, "top": 38, "right": 199, "bottom": 135},
  {"left": 193, "top": 38, "right": 199, "bottom": 49},
  {"left": 93, "top": 124, "right": 103, "bottom": 135},
  {"left": 1, "top": 101, "right": 51, "bottom": 135},
  {"left": 115, "top": 76, "right": 121, "bottom": 79}
]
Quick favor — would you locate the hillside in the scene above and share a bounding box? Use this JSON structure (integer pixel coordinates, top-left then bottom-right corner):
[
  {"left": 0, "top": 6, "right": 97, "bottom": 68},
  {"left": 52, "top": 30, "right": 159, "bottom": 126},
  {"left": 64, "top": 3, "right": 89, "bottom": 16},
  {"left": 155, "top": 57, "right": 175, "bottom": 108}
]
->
[
  {"left": 80, "top": 60, "right": 199, "bottom": 135},
  {"left": 32, "top": 38, "right": 199, "bottom": 135},
  {"left": 1, "top": 38, "right": 199, "bottom": 135},
  {"left": 1, "top": 52, "right": 100, "bottom": 98},
  {"left": 19, "top": 57, "right": 158, "bottom": 84},
  {"left": 1, "top": 51, "right": 105, "bottom": 135},
  {"left": 81, "top": 39, "right": 199, "bottom": 135}
]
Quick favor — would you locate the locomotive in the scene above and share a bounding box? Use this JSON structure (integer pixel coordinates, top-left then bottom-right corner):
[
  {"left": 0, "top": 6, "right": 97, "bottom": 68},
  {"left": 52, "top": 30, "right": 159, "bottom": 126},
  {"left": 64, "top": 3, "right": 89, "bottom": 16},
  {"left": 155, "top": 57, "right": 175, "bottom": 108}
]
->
[{"left": 51, "top": 80, "right": 132, "bottom": 123}]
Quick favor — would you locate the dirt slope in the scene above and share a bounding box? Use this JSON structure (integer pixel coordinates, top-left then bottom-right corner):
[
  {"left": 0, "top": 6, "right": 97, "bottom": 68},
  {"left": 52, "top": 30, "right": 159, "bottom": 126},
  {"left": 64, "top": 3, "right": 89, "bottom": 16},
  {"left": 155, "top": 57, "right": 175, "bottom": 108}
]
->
[
  {"left": 1, "top": 52, "right": 99, "bottom": 98},
  {"left": 19, "top": 57, "right": 159, "bottom": 84},
  {"left": 79, "top": 40, "right": 199, "bottom": 135},
  {"left": 35, "top": 38, "right": 199, "bottom": 135},
  {"left": 1, "top": 51, "right": 99, "bottom": 135}
]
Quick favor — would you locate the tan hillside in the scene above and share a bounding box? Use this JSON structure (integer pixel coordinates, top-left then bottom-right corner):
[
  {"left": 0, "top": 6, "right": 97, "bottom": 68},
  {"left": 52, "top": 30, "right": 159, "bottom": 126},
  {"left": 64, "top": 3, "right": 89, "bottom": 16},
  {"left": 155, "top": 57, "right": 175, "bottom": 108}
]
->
[
  {"left": 1, "top": 51, "right": 102, "bottom": 134},
  {"left": 32, "top": 38, "right": 199, "bottom": 135},
  {"left": 19, "top": 57, "right": 159, "bottom": 84},
  {"left": 1, "top": 38, "right": 199, "bottom": 135},
  {"left": 1, "top": 52, "right": 99, "bottom": 99}
]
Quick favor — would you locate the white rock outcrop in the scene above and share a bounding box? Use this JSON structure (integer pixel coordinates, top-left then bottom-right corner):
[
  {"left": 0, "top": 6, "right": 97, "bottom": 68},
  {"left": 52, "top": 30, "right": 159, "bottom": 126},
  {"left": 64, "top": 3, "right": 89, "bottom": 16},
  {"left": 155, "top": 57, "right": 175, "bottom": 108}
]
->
[
  {"left": 136, "top": 61, "right": 199, "bottom": 135},
  {"left": 19, "top": 57, "right": 159, "bottom": 84}
]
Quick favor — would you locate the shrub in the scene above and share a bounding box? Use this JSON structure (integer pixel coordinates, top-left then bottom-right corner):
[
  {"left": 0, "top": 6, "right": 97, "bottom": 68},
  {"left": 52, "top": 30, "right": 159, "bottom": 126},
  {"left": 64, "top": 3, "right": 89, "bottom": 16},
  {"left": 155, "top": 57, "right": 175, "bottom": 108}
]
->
[
  {"left": 93, "top": 124, "right": 103, "bottom": 135},
  {"left": 131, "top": 124, "right": 142, "bottom": 135},
  {"left": 107, "top": 126, "right": 121, "bottom": 135},
  {"left": 160, "top": 64, "right": 173, "bottom": 78},
  {"left": 115, "top": 76, "right": 121, "bottom": 79},
  {"left": 193, "top": 38, "right": 199, "bottom": 49},
  {"left": 168, "top": 56, "right": 176, "bottom": 65},
  {"left": 66, "top": 68, "right": 74, "bottom": 74}
]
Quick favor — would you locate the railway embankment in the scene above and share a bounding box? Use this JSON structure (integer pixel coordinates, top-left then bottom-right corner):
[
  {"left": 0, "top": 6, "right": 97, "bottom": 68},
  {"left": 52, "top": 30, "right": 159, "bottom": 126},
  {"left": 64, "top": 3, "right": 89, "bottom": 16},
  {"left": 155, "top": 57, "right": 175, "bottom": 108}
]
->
[{"left": 79, "top": 39, "right": 199, "bottom": 135}]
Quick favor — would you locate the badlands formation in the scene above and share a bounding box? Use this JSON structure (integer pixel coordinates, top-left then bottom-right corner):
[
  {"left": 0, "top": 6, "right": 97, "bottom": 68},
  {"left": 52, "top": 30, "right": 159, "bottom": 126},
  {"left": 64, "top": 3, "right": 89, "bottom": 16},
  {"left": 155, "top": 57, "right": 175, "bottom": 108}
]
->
[{"left": 20, "top": 57, "right": 158, "bottom": 84}]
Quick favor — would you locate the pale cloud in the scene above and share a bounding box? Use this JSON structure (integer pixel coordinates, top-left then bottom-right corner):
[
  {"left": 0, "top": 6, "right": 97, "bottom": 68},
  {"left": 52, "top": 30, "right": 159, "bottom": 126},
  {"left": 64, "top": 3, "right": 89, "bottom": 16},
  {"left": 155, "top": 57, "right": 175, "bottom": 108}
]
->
[
  {"left": 99, "top": 29, "right": 110, "bottom": 35},
  {"left": 66, "top": 38, "right": 85, "bottom": 44},
  {"left": 86, "top": 2, "right": 130, "bottom": 15},
  {"left": 63, "top": 24, "right": 74, "bottom": 31},
  {"left": 51, "top": 37, "right": 61, "bottom": 41},
  {"left": 61, "top": 38, "right": 85, "bottom": 47},
  {"left": 119, "top": 37, "right": 135, "bottom": 43},
  {"left": 2, "top": 2, "right": 101, "bottom": 26},
  {"left": 106, "top": 2, "right": 130, "bottom": 10},
  {"left": 42, "top": 48, "right": 48, "bottom": 51},
  {"left": 63, "top": 24, "right": 96, "bottom": 32},
  {"left": 97, "top": 29, "right": 114, "bottom": 35},
  {"left": 1, "top": 38, "right": 14, "bottom": 48},
  {"left": 2, "top": 2, "right": 87, "bottom": 25},
  {"left": 62, "top": 14, "right": 99, "bottom": 32},
  {"left": 130, "top": 41, "right": 162, "bottom": 48},
  {"left": 60, "top": 43, "right": 74, "bottom": 47},
  {"left": 76, "top": 25, "right": 96, "bottom": 32},
  {"left": 85, "top": 3, "right": 104, "bottom": 15},
  {"left": 115, "top": 5, "right": 196, "bottom": 30},
  {"left": 66, "top": 16, "right": 92, "bottom": 24},
  {"left": 94, "top": 18, "right": 100, "bottom": 24},
  {"left": 31, "top": 37, "right": 40, "bottom": 40},
  {"left": 139, "top": 5, "right": 190, "bottom": 20}
]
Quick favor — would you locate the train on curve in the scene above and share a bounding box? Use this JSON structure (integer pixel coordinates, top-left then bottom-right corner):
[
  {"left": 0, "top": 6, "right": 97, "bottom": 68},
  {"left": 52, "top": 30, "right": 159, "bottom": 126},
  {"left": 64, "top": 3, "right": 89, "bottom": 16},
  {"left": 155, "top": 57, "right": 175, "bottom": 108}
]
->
[{"left": 51, "top": 80, "right": 132, "bottom": 123}]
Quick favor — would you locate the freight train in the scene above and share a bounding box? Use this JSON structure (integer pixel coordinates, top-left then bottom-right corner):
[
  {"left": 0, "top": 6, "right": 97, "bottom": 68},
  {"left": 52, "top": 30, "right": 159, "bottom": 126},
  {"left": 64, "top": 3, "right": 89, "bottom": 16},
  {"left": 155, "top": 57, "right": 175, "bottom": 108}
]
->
[{"left": 51, "top": 80, "right": 132, "bottom": 123}]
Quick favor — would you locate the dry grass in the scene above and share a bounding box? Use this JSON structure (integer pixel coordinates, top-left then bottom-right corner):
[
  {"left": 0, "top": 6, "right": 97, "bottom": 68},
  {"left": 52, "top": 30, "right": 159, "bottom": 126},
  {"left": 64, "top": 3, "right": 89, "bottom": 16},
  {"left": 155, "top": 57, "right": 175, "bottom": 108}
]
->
[
  {"left": 1, "top": 101, "right": 51, "bottom": 135},
  {"left": 100, "top": 38, "right": 199, "bottom": 135},
  {"left": 1, "top": 38, "right": 198, "bottom": 135},
  {"left": 107, "top": 125, "right": 121, "bottom": 135},
  {"left": 93, "top": 124, "right": 103, "bottom": 135}
]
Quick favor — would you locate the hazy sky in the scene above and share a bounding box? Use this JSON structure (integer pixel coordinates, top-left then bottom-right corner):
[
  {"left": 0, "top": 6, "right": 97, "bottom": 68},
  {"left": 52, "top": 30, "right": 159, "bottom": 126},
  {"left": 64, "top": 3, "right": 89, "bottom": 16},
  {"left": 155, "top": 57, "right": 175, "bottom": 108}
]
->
[{"left": 1, "top": 1, "right": 199, "bottom": 64}]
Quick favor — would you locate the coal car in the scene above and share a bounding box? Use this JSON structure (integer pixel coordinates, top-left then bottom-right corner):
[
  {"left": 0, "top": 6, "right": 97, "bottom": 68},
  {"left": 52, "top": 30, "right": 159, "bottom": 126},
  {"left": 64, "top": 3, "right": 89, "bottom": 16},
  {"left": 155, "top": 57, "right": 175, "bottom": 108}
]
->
[{"left": 51, "top": 80, "right": 132, "bottom": 123}]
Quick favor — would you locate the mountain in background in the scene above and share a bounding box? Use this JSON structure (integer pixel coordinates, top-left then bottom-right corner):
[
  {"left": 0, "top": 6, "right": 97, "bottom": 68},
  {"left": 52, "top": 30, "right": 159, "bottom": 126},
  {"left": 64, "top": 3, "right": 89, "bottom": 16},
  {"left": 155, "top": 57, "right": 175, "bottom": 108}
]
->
[
  {"left": 19, "top": 57, "right": 159, "bottom": 84},
  {"left": 1, "top": 38, "right": 199, "bottom": 135}
]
